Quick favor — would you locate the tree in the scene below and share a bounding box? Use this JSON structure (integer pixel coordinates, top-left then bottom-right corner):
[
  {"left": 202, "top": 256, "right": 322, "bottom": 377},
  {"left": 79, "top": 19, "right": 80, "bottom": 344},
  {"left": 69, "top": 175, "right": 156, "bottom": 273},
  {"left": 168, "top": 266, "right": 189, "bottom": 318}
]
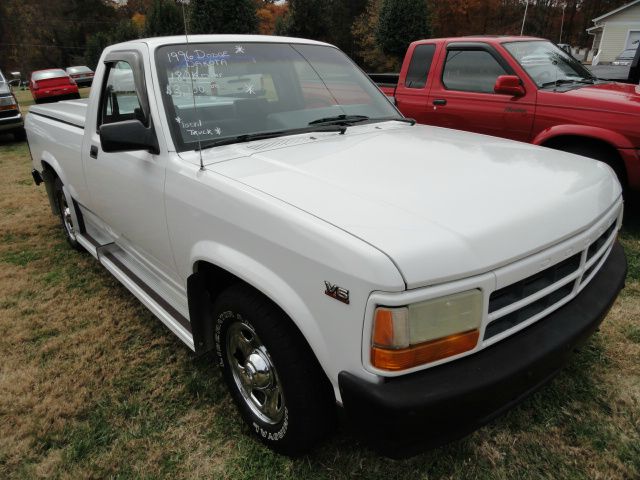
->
[
  {"left": 145, "top": 0, "right": 184, "bottom": 37},
  {"left": 188, "top": 0, "right": 258, "bottom": 35},
  {"left": 84, "top": 19, "right": 140, "bottom": 70},
  {"left": 352, "top": 0, "right": 399, "bottom": 72},
  {"left": 278, "top": 0, "right": 330, "bottom": 41},
  {"left": 327, "top": 0, "right": 368, "bottom": 56},
  {"left": 257, "top": 2, "right": 288, "bottom": 35},
  {"left": 85, "top": 31, "right": 111, "bottom": 70},
  {"left": 111, "top": 19, "right": 141, "bottom": 44},
  {"left": 376, "top": 0, "right": 429, "bottom": 60},
  {"left": 132, "top": 12, "right": 147, "bottom": 32}
]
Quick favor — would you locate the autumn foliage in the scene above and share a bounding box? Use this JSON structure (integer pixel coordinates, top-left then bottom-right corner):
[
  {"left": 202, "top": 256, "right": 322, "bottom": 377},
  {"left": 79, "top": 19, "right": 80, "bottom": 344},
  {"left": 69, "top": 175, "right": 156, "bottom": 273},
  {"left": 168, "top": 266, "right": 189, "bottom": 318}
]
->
[
  {"left": 256, "top": 3, "right": 289, "bottom": 35},
  {"left": 0, "top": 0, "right": 633, "bottom": 77}
]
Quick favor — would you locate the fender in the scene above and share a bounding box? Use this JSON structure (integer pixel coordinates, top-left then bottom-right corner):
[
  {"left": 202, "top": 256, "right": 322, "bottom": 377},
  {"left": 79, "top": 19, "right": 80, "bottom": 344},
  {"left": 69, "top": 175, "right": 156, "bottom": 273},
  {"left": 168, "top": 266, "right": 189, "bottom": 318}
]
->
[
  {"left": 39, "top": 151, "right": 67, "bottom": 216},
  {"left": 188, "top": 240, "right": 332, "bottom": 381},
  {"left": 532, "top": 124, "right": 635, "bottom": 150},
  {"left": 39, "top": 151, "right": 84, "bottom": 226},
  {"left": 39, "top": 150, "right": 67, "bottom": 186}
]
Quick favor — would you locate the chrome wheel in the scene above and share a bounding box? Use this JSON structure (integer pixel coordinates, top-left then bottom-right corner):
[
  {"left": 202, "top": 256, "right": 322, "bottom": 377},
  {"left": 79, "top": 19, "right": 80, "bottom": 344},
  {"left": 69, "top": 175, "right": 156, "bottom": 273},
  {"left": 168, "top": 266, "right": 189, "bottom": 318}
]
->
[
  {"left": 59, "top": 194, "right": 77, "bottom": 242},
  {"left": 226, "top": 321, "right": 285, "bottom": 424}
]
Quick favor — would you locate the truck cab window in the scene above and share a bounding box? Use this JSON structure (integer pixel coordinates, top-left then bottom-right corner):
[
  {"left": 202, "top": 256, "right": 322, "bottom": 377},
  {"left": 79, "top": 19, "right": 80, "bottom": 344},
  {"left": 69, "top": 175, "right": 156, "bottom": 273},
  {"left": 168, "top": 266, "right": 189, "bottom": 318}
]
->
[
  {"left": 405, "top": 44, "right": 435, "bottom": 89},
  {"left": 442, "top": 50, "right": 507, "bottom": 93},
  {"left": 100, "top": 61, "right": 145, "bottom": 126}
]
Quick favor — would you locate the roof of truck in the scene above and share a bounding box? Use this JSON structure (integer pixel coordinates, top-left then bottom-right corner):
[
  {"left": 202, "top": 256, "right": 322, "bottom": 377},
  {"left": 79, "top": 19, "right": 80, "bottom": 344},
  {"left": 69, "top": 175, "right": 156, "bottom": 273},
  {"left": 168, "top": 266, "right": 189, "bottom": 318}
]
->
[
  {"left": 110, "top": 34, "right": 332, "bottom": 50},
  {"left": 412, "top": 36, "right": 545, "bottom": 44}
]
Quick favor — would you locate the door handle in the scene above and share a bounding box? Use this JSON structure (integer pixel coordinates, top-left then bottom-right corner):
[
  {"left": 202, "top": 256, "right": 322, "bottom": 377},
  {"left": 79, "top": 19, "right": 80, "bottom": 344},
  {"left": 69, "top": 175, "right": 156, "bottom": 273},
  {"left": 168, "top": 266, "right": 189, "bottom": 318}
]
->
[
  {"left": 89, "top": 145, "right": 98, "bottom": 159},
  {"left": 432, "top": 99, "right": 447, "bottom": 106}
]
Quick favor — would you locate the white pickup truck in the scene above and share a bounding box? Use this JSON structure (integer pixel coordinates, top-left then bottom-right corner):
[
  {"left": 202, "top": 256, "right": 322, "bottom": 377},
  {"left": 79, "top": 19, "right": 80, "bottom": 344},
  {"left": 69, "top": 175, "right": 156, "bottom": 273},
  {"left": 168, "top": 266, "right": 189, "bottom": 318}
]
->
[{"left": 26, "top": 35, "right": 627, "bottom": 457}]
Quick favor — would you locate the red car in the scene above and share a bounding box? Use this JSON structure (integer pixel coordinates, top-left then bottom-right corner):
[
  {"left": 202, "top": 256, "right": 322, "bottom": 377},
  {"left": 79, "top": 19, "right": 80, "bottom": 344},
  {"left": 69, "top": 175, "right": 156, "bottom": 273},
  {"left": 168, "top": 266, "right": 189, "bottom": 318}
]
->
[
  {"left": 29, "top": 69, "right": 80, "bottom": 104},
  {"left": 371, "top": 36, "right": 640, "bottom": 191}
]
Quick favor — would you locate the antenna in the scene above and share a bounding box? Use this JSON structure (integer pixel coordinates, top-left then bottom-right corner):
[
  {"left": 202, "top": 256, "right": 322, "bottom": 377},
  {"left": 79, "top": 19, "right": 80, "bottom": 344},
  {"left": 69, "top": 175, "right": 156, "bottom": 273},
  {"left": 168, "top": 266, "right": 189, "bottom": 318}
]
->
[{"left": 179, "top": 0, "right": 205, "bottom": 171}]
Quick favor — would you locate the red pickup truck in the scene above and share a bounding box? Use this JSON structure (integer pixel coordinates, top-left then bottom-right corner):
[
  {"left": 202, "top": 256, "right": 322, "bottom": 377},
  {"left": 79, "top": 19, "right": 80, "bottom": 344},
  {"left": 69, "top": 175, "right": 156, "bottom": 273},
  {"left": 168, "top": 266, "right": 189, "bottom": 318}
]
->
[{"left": 370, "top": 36, "right": 640, "bottom": 191}]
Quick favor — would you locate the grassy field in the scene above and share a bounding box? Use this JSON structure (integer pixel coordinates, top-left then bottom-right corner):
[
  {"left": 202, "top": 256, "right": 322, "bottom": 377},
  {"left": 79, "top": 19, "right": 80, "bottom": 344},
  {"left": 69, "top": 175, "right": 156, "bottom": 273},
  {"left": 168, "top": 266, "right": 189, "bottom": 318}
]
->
[{"left": 0, "top": 91, "right": 639, "bottom": 479}]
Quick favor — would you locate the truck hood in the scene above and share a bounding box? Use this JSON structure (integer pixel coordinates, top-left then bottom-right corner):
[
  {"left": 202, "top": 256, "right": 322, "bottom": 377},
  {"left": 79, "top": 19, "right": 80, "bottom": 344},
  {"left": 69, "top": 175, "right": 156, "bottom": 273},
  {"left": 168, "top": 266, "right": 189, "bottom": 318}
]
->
[
  {"left": 539, "top": 82, "right": 640, "bottom": 116},
  {"left": 208, "top": 123, "right": 621, "bottom": 288}
]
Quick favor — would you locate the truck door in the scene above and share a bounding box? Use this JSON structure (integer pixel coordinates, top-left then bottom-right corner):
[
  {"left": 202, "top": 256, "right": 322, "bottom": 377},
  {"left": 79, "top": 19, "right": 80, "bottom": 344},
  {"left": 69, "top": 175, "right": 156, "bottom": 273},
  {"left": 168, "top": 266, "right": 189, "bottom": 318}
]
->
[
  {"left": 394, "top": 42, "right": 439, "bottom": 125},
  {"left": 81, "top": 50, "right": 178, "bottom": 281},
  {"left": 427, "top": 42, "right": 536, "bottom": 142}
]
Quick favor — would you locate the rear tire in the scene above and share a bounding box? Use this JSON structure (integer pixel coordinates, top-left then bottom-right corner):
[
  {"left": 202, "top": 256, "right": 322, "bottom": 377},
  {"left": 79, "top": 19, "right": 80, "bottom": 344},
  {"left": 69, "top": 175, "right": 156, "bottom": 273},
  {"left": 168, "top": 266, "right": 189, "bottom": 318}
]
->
[
  {"left": 53, "top": 177, "right": 83, "bottom": 251},
  {"left": 212, "top": 284, "right": 336, "bottom": 456}
]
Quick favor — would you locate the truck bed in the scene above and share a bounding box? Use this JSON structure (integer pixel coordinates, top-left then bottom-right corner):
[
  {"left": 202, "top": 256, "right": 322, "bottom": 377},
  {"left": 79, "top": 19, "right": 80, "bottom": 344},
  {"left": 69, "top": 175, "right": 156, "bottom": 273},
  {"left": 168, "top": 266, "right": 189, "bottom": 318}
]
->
[
  {"left": 368, "top": 73, "right": 399, "bottom": 97},
  {"left": 28, "top": 98, "right": 88, "bottom": 129}
]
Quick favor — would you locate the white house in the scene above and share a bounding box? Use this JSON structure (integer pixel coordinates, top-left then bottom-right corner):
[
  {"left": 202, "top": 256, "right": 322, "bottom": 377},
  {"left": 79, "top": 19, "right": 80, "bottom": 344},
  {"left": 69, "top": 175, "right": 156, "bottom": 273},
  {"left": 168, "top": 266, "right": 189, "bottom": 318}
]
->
[{"left": 587, "top": 0, "right": 640, "bottom": 65}]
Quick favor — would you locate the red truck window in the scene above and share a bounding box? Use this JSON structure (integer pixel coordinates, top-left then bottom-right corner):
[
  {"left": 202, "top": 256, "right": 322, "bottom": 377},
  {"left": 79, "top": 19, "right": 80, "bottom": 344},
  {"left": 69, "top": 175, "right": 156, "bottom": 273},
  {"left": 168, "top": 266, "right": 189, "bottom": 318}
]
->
[
  {"left": 442, "top": 50, "right": 507, "bottom": 94},
  {"left": 405, "top": 44, "right": 436, "bottom": 89}
]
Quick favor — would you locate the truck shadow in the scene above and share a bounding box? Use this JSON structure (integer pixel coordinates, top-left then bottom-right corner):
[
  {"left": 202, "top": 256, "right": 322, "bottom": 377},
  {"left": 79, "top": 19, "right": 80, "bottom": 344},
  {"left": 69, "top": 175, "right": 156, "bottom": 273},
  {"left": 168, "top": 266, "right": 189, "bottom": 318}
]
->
[
  {"left": 623, "top": 192, "right": 640, "bottom": 233},
  {"left": 0, "top": 132, "right": 23, "bottom": 145}
]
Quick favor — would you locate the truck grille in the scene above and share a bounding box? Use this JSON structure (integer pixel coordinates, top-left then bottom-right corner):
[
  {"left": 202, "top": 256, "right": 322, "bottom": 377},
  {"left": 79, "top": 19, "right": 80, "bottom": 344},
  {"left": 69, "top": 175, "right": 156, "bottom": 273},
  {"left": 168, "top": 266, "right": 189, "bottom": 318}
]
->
[{"left": 484, "top": 218, "right": 617, "bottom": 341}]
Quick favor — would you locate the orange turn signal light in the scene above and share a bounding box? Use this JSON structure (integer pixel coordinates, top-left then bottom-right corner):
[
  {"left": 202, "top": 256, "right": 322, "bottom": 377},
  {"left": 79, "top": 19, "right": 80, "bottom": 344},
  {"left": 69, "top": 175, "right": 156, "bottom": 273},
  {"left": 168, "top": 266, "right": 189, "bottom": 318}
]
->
[
  {"left": 372, "top": 308, "right": 395, "bottom": 347},
  {"left": 371, "top": 329, "right": 480, "bottom": 371}
]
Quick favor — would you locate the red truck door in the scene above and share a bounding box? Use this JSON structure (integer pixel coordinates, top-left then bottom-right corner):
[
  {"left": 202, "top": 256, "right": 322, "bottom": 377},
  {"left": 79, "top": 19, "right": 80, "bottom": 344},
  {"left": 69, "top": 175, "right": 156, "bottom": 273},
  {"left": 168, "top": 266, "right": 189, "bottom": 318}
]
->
[
  {"left": 393, "top": 42, "right": 440, "bottom": 124},
  {"left": 427, "top": 42, "right": 536, "bottom": 142}
]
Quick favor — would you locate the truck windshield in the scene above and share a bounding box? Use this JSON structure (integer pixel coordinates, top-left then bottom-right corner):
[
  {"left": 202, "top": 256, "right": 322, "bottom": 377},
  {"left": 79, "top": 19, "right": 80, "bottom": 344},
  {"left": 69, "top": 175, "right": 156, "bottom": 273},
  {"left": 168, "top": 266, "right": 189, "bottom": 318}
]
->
[
  {"left": 503, "top": 40, "right": 596, "bottom": 88},
  {"left": 155, "top": 42, "right": 400, "bottom": 151}
]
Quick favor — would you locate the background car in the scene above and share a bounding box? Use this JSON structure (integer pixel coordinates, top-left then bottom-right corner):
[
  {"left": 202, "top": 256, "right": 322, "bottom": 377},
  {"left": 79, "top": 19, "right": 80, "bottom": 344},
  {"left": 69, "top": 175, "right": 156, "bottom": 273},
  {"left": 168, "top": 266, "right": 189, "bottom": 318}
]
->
[
  {"left": 557, "top": 43, "right": 573, "bottom": 56},
  {"left": 0, "top": 69, "right": 25, "bottom": 140},
  {"left": 612, "top": 45, "right": 638, "bottom": 66},
  {"left": 65, "top": 65, "right": 94, "bottom": 87},
  {"left": 29, "top": 69, "right": 80, "bottom": 104}
]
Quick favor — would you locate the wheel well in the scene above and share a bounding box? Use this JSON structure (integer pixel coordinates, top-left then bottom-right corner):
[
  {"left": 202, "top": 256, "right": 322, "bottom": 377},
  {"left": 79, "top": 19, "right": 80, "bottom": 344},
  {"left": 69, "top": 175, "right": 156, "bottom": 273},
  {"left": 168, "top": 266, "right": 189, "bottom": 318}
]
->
[
  {"left": 188, "top": 261, "right": 310, "bottom": 353},
  {"left": 541, "top": 135, "right": 628, "bottom": 187},
  {"left": 194, "top": 261, "right": 239, "bottom": 301},
  {"left": 187, "top": 261, "right": 335, "bottom": 401},
  {"left": 40, "top": 161, "right": 61, "bottom": 215}
]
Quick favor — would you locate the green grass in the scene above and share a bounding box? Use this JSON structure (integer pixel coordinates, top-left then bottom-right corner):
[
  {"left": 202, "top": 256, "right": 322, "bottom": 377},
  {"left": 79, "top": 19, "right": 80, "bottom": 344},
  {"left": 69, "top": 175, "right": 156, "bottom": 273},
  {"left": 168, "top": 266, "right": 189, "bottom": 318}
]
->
[
  {"left": 0, "top": 93, "right": 639, "bottom": 479},
  {"left": 11, "top": 85, "right": 91, "bottom": 112}
]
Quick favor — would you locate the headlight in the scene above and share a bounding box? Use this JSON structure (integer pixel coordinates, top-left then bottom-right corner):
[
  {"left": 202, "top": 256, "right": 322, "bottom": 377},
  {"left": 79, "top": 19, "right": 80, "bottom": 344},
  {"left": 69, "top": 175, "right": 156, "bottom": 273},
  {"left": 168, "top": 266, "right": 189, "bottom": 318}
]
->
[
  {"left": 371, "top": 289, "right": 482, "bottom": 371},
  {"left": 0, "top": 95, "right": 17, "bottom": 110}
]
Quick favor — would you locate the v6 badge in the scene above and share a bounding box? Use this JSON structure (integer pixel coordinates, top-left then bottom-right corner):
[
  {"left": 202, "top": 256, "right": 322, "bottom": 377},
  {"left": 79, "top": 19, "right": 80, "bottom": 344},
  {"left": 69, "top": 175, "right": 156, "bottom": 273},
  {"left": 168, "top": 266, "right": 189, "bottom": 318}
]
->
[{"left": 324, "top": 281, "right": 350, "bottom": 304}]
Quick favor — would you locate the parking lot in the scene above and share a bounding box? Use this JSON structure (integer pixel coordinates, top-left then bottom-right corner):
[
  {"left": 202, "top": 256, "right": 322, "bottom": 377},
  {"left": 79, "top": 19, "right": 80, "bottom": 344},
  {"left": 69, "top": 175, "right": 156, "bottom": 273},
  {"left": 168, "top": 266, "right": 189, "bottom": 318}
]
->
[{"left": 0, "top": 88, "right": 638, "bottom": 479}]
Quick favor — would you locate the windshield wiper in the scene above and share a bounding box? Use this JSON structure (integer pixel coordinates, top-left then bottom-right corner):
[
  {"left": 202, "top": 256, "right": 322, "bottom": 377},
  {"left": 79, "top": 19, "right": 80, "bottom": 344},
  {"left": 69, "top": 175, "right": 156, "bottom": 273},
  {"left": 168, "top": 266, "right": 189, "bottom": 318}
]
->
[
  {"left": 308, "top": 114, "right": 370, "bottom": 126},
  {"left": 308, "top": 115, "right": 416, "bottom": 126},
  {"left": 197, "top": 125, "right": 347, "bottom": 151},
  {"left": 540, "top": 78, "right": 595, "bottom": 88}
]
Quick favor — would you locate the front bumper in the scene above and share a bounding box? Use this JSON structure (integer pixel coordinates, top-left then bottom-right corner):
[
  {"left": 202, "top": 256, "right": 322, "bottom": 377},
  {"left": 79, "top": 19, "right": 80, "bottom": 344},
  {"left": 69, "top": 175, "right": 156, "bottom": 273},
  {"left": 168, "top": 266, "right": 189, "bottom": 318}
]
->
[
  {"left": 339, "top": 241, "right": 627, "bottom": 458},
  {"left": 0, "top": 112, "right": 23, "bottom": 132}
]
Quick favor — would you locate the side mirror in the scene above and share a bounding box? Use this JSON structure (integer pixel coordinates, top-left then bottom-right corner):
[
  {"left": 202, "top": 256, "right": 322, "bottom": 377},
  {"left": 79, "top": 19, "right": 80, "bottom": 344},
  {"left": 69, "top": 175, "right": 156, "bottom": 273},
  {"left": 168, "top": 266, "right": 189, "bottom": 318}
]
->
[
  {"left": 494, "top": 75, "right": 526, "bottom": 97},
  {"left": 100, "top": 120, "right": 159, "bottom": 155}
]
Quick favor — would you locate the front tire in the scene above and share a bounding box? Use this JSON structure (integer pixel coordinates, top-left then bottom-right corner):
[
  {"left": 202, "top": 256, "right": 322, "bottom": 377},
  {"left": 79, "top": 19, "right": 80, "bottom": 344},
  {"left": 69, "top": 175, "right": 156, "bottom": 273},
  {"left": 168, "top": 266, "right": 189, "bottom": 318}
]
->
[
  {"left": 53, "top": 177, "right": 83, "bottom": 251},
  {"left": 212, "top": 284, "right": 336, "bottom": 456}
]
